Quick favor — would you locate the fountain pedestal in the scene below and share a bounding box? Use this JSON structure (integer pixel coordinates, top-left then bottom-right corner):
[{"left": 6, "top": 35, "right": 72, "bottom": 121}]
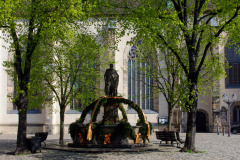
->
[{"left": 103, "top": 103, "right": 119, "bottom": 124}]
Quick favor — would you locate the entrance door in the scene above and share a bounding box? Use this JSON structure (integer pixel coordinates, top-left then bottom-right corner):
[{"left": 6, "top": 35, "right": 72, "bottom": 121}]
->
[{"left": 196, "top": 111, "right": 207, "bottom": 132}]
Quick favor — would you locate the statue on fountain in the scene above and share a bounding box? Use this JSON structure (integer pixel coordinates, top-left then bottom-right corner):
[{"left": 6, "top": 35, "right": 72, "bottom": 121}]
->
[
  {"left": 103, "top": 64, "right": 119, "bottom": 124},
  {"left": 104, "top": 64, "right": 119, "bottom": 97}
]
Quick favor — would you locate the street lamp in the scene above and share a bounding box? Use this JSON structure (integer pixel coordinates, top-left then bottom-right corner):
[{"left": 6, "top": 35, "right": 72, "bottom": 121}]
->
[{"left": 222, "top": 93, "right": 236, "bottom": 137}]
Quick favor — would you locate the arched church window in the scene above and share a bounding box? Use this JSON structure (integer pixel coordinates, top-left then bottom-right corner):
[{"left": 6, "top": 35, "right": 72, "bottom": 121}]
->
[
  {"left": 225, "top": 41, "right": 240, "bottom": 88},
  {"left": 128, "top": 42, "right": 154, "bottom": 110}
]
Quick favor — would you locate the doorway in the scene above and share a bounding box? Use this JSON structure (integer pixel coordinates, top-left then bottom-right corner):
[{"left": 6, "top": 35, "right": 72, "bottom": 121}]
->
[{"left": 196, "top": 111, "right": 208, "bottom": 132}]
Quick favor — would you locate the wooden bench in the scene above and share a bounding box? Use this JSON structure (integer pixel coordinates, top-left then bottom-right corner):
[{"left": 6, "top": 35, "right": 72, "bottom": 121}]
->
[
  {"left": 156, "top": 131, "right": 180, "bottom": 147},
  {"left": 35, "top": 132, "right": 48, "bottom": 147}
]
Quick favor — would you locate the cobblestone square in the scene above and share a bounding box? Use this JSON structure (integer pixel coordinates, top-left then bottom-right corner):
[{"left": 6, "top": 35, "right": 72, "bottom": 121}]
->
[{"left": 0, "top": 133, "right": 239, "bottom": 160}]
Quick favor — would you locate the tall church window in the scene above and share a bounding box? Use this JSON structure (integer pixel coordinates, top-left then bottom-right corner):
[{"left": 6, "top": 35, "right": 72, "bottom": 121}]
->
[
  {"left": 6, "top": 52, "right": 17, "bottom": 113},
  {"left": 7, "top": 75, "right": 17, "bottom": 113},
  {"left": 70, "top": 63, "right": 97, "bottom": 111},
  {"left": 128, "top": 42, "right": 154, "bottom": 110},
  {"left": 225, "top": 41, "right": 240, "bottom": 88},
  {"left": 7, "top": 75, "right": 41, "bottom": 114},
  {"left": 7, "top": 50, "right": 41, "bottom": 113}
]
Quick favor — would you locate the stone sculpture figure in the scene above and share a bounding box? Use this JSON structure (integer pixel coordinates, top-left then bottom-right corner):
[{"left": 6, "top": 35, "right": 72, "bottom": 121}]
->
[
  {"left": 103, "top": 64, "right": 119, "bottom": 124},
  {"left": 104, "top": 64, "right": 119, "bottom": 97}
]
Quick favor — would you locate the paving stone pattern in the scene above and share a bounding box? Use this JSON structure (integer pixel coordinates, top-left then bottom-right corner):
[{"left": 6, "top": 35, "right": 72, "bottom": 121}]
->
[{"left": 0, "top": 133, "right": 240, "bottom": 160}]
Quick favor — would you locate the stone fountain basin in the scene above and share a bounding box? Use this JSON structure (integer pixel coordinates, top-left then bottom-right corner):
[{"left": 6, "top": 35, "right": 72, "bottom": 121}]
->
[{"left": 69, "top": 125, "right": 145, "bottom": 148}]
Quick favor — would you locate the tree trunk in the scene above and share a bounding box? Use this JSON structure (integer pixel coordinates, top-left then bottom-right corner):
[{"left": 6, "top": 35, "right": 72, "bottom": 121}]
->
[
  {"left": 168, "top": 105, "right": 173, "bottom": 131},
  {"left": 59, "top": 106, "right": 65, "bottom": 145},
  {"left": 14, "top": 97, "right": 29, "bottom": 154},
  {"left": 183, "top": 105, "right": 197, "bottom": 151},
  {"left": 182, "top": 83, "right": 198, "bottom": 152}
]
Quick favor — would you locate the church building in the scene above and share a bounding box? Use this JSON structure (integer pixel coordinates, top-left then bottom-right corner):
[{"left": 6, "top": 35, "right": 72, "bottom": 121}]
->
[{"left": 0, "top": 23, "right": 239, "bottom": 135}]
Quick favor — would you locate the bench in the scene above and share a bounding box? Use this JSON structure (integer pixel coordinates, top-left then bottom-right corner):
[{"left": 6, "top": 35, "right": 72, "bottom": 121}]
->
[
  {"left": 35, "top": 132, "right": 48, "bottom": 147},
  {"left": 156, "top": 131, "right": 180, "bottom": 147}
]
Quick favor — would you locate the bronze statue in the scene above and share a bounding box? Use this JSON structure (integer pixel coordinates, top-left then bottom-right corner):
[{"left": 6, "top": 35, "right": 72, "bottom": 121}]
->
[{"left": 104, "top": 64, "right": 119, "bottom": 97}]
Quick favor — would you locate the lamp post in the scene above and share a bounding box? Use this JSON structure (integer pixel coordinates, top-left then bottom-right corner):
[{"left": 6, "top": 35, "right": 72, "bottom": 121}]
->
[{"left": 222, "top": 93, "right": 236, "bottom": 137}]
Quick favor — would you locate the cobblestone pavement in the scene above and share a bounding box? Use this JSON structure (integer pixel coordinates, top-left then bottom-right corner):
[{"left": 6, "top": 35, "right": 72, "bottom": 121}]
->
[{"left": 0, "top": 132, "right": 240, "bottom": 160}]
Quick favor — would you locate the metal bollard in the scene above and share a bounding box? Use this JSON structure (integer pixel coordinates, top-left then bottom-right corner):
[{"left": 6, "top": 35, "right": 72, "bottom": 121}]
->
[
  {"left": 223, "top": 126, "right": 225, "bottom": 136},
  {"left": 217, "top": 125, "right": 219, "bottom": 135}
]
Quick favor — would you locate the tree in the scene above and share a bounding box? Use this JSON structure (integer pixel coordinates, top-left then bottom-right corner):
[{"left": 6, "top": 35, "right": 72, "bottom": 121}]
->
[
  {"left": 133, "top": 36, "right": 224, "bottom": 132},
  {"left": 0, "top": 0, "right": 93, "bottom": 154},
  {"left": 135, "top": 41, "right": 185, "bottom": 130},
  {"left": 38, "top": 31, "right": 103, "bottom": 145},
  {"left": 103, "top": 0, "right": 240, "bottom": 151}
]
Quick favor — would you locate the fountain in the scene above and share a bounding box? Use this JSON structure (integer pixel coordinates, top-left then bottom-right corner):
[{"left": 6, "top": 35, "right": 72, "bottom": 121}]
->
[{"left": 68, "top": 64, "right": 152, "bottom": 148}]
